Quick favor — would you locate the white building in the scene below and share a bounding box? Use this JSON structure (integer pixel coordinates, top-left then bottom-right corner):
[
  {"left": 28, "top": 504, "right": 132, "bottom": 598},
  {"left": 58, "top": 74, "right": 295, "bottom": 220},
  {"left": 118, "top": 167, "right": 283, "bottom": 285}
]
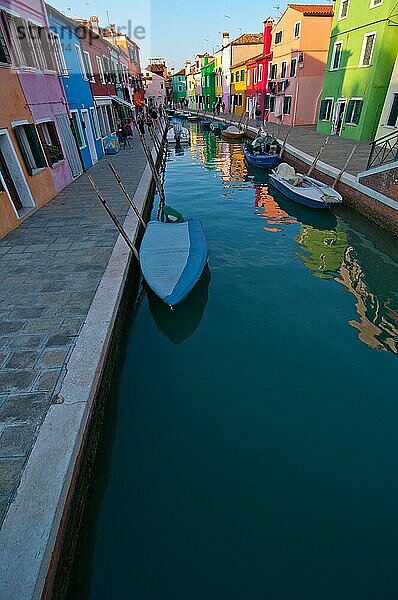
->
[{"left": 142, "top": 69, "right": 166, "bottom": 107}]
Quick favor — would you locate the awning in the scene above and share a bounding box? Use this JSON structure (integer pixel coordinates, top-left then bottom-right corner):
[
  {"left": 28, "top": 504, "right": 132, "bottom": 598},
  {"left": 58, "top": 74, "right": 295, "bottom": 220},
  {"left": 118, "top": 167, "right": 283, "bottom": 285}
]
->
[
  {"left": 111, "top": 96, "right": 134, "bottom": 110},
  {"left": 94, "top": 96, "right": 112, "bottom": 107}
]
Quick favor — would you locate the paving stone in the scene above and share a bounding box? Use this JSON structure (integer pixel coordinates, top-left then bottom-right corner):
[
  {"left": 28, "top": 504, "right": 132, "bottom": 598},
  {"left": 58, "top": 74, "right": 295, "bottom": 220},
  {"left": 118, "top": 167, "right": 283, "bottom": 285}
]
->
[
  {"left": 39, "top": 349, "right": 69, "bottom": 368},
  {"left": 7, "top": 335, "right": 46, "bottom": 350},
  {"left": 60, "top": 319, "right": 84, "bottom": 336},
  {"left": 0, "top": 353, "right": 9, "bottom": 368},
  {"left": 0, "top": 425, "right": 35, "bottom": 457},
  {"left": 24, "top": 320, "right": 63, "bottom": 334},
  {"left": 24, "top": 245, "right": 50, "bottom": 253},
  {"left": 46, "top": 334, "right": 73, "bottom": 348},
  {"left": 0, "top": 499, "right": 9, "bottom": 525},
  {"left": 0, "top": 370, "right": 38, "bottom": 394},
  {"left": 33, "top": 371, "right": 61, "bottom": 393},
  {"left": 0, "top": 322, "right": 25, "bottom": 335},
  {"left": 0, "top": 338, "right": 10, "bottom": 352},
  {"left": 5, "top": 351, "right": 40, "bottom": 370},
  {"left": 0, "top": 392, "right": 51, "bottom": 424},
  {"left": 0, "top": 459, "right": 25, "bottom": 497}
]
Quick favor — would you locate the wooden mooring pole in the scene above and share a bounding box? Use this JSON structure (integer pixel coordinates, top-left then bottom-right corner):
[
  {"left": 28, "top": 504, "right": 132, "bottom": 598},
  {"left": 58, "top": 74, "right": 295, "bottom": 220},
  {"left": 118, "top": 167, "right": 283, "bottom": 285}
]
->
[
  {"left": 332, "top": 145, "right": 358, "bottom": 188},
  {"left": 108, "top": 164, "right": 147, "bottom": 229},
  {"left": 307, "top": 136, "right": 330, "bottom": 177}
]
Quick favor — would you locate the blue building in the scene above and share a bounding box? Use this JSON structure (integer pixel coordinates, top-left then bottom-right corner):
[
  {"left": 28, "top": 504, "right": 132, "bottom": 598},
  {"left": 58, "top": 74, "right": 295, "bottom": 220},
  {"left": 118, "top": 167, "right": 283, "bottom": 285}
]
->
[{"left": 47, "top": 4, "right": 104, "bottom": 173}]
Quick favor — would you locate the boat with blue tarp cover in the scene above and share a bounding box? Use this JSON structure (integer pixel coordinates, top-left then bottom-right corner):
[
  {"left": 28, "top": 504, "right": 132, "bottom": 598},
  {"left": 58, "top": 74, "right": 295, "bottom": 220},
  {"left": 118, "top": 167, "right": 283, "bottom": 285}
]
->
[{"left": 140, "top": 219, "right": 208, "bottom": 306}]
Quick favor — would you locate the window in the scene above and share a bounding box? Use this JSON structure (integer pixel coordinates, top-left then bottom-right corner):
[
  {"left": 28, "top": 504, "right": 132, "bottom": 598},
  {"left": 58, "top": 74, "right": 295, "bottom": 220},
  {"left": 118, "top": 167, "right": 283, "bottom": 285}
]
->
[
  {"left": 241, "top": 69, "right": 245, "bottom": 81},
  {"left": 264, "top": 94, "right": 270, "bottom": 110},
  {"left": 290, "top": 58, "right": 297, "bottom": 77},
  {"left": 283, "top": 96, "right": 292, "bottom": 115},
  {"left": 96, "top": 106, "right": 110, "bottom": 137},
  {"left": 319, "top": 98, "right": 333, "bottom": 120},
  {"left": 106, "top": 105, "right": 115, "bottom": 133},
  {"left": 360, "top": 33, "right": 376, "bottom": 67},
  {"left": 275, "top": 31, "right": 283, "bottom": 44},
  {"left": 331, "top": 41, "right": 342, "bottom": 70},
  {"left": 0, "top": 25, "right": 11, "bottom": 65},
  {"left": 51, "top": 33, "right": 68, "bottom": 75},
  {"left": 238, "top": 94, "right": 243, "bottom": 107},
  {"left": 75, "top": 45, "right": 87, "bottom": 79},
  {"left": 83, "top": 50, "right": 95, "bottom": 82},
  {"left": 178, "top": 85, "right": 182, "bottom": 92},
  {"left": 269, "top": 63, "right": 277, "bottom": 79},
  {"left": 345, "top": 99, "right": 363, "bottom": 125},
  {"left": 387, "top": 93, "right": 398, "bottom": 127},
  {"left": 258, "top": 64, "right": 263, "bottom": 82},
  {"left": 13, "top": 124, "right": 47, "bottom": 174},
  {"left": 36, "top": 121, "right": 64, "bottom": 166},
  {"left": 254, "top": 68, "right": 258, "bottom": 84},
  {"left": 31, "top": 25, "right": 54, "bottom": 71},
  {"left": 236, "top": 71, "right": 240, "bottom": 83},
  {"left": 269, "top": 96, "right": 276, "bottom": 112},
  {"left": 247, "top": 70, "right": 250, "bottom": 86},
  {"left": 281, "top": 61, "right": 287, "bottom": 78},
  {"left": 96, "top": 56, "right": 105, "bottom": 83},
  {"left": 90, "top": 107, "right": 101, "bottom": 139},
  {"left": 294, "top": 22, "right": 301, "bottom": 38},
  {"left": 2, "top": 14, "right": 37, "bottom": 68},
  {"left": 70, "top": 111, "right": 86, "bottom": 148},
  {"left": 231, "top": 72, "right": 234, "bottom": 83},
  {"left": 339, "top": 0, "right": 350, "bottom": 19}
]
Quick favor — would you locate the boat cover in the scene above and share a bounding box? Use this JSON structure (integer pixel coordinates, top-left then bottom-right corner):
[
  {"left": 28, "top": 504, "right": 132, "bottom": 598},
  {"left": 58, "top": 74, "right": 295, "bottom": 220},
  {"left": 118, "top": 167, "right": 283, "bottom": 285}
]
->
[{"left": 140, "top": 219, "right": 208, "bottom": 306}]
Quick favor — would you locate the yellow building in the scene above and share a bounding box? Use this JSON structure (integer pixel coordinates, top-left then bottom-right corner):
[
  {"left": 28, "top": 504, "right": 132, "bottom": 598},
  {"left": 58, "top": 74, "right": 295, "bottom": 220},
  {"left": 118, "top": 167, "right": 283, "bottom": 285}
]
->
[
  {"left": 230, "top": 61, "right": 247, "bottom": 116},
  {"left": 214, "top": 49, "right": 223, "bottom": 104}
]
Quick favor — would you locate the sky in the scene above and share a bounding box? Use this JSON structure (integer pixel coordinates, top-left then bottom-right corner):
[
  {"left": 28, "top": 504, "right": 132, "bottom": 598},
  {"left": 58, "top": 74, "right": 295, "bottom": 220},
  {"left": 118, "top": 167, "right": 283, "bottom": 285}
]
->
[{"left": 50, "top": 0, "right": 331, "bottom": 68}]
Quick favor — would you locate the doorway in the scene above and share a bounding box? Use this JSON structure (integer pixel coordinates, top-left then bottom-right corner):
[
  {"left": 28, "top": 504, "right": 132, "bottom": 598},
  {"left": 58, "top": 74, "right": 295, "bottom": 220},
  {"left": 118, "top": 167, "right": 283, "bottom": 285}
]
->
[
  {"left": 333, "top": 99, "right": 346, "bottom": 136},
  {"left": 81, "top": 109, "right": 98, "bottom": 166}
]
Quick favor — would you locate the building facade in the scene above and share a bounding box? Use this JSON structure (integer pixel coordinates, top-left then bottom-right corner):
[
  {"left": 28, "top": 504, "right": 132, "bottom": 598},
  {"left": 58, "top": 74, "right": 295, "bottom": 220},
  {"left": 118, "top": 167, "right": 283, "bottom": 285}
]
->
[
  {"left": 48, "top": 5, "right": 103, "bottom": 174},
  {"left": 201, "top": 57, "right": 216, "bottom": 111},
  {"left": 230, "top": 61, "right": 247, "bottom": 116},
  {"left": 246, "top": 18, "right": 274, "bottom": 121},
  {"left": 317, "top": 0, "right": 398, "bottom": 140},
  {"left": 268, "top": 4, "right": 333, "bottom": 126},
  {"left": 172, "top": 69, "right": 187, "bottom": 105},
  {"left": 376, "top": 55, "right": 398, "bottom": 139}
]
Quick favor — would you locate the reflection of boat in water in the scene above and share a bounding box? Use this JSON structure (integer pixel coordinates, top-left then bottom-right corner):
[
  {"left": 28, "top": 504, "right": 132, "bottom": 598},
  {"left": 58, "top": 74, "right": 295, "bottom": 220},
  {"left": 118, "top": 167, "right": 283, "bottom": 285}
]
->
[{"left": 147, "top": 266, "right": 211, "bottom": 344}]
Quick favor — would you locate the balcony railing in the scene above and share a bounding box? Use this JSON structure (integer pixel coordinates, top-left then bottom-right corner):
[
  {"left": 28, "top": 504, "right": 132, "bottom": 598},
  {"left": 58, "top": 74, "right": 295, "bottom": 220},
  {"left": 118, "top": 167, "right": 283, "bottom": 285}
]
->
[{"left": 367, "top": 129, "right": 398, "bottom": 170}]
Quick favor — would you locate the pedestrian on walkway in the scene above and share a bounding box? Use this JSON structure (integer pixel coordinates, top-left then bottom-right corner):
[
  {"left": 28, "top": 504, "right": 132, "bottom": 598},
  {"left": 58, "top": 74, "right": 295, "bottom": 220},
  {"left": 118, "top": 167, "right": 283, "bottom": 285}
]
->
[
  {"left": 212, "top": 101, "right": 216, "bottom": 115},
  {"left": 222, "top": 101, "right": 226, "bottom": 114},
  {"left": 138, "top": 114, "right": 146, "bottom": 137},
  {"left": 216, "top": 102, "right": 221, "bottom": 116},
  {"left": 122, "top": 120, "right": 133, "bottom": 149}
]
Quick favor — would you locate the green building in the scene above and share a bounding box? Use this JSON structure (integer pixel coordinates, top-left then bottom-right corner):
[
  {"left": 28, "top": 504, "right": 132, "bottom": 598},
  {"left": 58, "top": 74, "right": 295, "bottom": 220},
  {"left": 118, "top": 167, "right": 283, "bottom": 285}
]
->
[
  {"left": 317, "top": 0, "right": 398, "bottom": 141},
  {"left": 201, "top": 57, "right": 216, "bottom": 112},
  {"left": 172, "top": 69, "right": 187, "bottom": 105}
]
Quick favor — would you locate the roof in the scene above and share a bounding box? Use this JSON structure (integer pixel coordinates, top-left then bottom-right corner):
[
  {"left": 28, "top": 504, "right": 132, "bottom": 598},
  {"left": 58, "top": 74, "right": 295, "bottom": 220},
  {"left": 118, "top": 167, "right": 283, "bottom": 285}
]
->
[
  {"left": 173, "top": 68, "right": 186, "bottom": 76},
  {"left": 288, "top": 4, "right": 334, "bottom": 16},
  {"left": 245, "top": 53, "right": 265, "bottom": 66},
  {"left": 232, "top": 33, "right": 264, "bottom": 46},
  {"left": 231, "top": 59, "right": 248, "bottom": 70}
]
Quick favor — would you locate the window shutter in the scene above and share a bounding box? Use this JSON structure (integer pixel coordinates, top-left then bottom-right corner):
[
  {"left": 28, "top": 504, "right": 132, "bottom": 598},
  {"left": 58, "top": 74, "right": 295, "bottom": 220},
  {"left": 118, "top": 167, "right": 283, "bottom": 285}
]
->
[
  {"left": 346, "top": 100, "right": 354, "bottom": 123},
  {"left": 0, "top": 24, "right": 11, "bottom": 64},
  {"left": 13, "top": 126, "right": 33, "bottom": 175},
  {"left": 25, "top": 124, "right": 47, "bottom": 168},
  {"left": 319, "top": 100, "right": 327, "bottom": 120},
  {"left": 36, "top": 124, "right": 53, "bottom": 166},
  {"left": 353, "top": 100, "right": 363, "bottom": 124}
]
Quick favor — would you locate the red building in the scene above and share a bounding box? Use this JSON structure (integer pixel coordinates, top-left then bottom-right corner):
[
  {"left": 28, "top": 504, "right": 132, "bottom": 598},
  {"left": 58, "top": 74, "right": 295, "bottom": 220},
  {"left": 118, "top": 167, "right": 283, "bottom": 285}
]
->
[{"left": 246, "top": 17, "right": 274, "bottom": 122}]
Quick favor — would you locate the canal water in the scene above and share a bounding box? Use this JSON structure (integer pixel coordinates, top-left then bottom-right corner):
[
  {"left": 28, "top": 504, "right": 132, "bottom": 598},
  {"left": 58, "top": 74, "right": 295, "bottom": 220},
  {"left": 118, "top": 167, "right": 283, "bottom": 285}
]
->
[{"left": 69, "top": 124, "right": 398, "bottom": 599}]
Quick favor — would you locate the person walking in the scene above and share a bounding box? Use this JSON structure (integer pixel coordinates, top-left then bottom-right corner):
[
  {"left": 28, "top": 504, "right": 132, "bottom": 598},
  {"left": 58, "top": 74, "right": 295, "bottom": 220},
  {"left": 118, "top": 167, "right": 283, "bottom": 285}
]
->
[
  {"left": 222, "top": 101, "right": 226, "bottom": 114},
  {"left": 255, "top": 104, "right": 262, "bottom": 126},
  {"left": 122, "top": 119, "right": 133, "bottom": 149},
  {"left": 216, "top": 102, "right": 221, "bottom": 116}
]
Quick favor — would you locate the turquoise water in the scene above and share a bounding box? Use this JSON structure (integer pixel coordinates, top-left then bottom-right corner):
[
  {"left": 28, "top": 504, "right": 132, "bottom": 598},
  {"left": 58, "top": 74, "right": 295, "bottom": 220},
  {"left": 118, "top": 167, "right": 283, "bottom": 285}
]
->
[{"left": 69, "top": 125, "right": 398, "bottom": 599}]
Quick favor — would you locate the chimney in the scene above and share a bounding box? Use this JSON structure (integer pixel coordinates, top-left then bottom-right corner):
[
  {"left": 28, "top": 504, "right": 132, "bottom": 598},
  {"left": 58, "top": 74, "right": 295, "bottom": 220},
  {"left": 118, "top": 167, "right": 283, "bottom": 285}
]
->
[
  {"left": 263, "top": 17, "right": 274, "bottom": 55},
  {"left": 171, "top": 67, "right": 175, "bottom": 76},
  {"left": 185, "top": 60, "right": 191, "bottom": 76},
  {"left": 222, "top": 32, "right": 230, "bottom": 45},
  {"left": 89, "top": 15, "right": 100, "bottom": 34}
]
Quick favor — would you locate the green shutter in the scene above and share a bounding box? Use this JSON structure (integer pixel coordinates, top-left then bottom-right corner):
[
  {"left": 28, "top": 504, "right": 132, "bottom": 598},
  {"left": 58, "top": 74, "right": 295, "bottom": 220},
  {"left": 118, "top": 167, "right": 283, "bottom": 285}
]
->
[
  {"left": 26, "top": 124, "right": 47, "bottom": 168},
  {"left": 14, "top": 126, "right": 33, "bottom": 175},
  {"left": 319, "top": 100, "right": 327, "bottom": 120},
  {"left": 346, "top": 100, "right": 354, "bottom": 124},
  {"left": 353, "top": 100, "right": 363, "bottom": 125}
]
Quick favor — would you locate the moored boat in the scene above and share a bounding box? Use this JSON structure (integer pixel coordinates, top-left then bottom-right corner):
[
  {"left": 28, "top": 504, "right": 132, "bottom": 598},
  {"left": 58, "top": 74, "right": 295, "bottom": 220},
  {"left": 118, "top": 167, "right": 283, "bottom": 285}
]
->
[
  {"left": 268, "top": 163, "right": 343, "bottom": 209},
  {"left": 140, "top": 219, "right": 209, "bottom": 306},
  {"left": 201, "top": 119, "right": 212, "bottom": 129},
  {"left": 167, "top": 124, "right": 190, "bottom": 144},
  {"left": 221, "top": 125, "right": 245, "bottom": 140},
  {"left": 244, "top": 133, "right": 281, "bottom": 169}
]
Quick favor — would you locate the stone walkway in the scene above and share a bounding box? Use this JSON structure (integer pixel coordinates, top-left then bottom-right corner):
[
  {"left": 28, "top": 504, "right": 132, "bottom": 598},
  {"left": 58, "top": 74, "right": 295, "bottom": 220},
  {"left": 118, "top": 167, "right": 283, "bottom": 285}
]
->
[
  {"left": 0, "top": 138, "right": 147, "bottom": 526},
  {"left": 199, "top": 111, "right": 371, "bottom": 175}
]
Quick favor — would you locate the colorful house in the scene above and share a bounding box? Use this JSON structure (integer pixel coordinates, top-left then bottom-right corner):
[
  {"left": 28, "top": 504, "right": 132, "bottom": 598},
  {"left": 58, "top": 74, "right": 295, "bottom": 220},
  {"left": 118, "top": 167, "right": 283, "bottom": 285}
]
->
[
  {"left": 185, "top": 62, "right": 197, "bottom": 109},
  {"left": 142, "top": 69, "right": 166, "bottom": 107},
  {"left": 172, "top": 68, "right": 187, "bottom": 105},
  {"left": 228, "top": 33, "right": 264, "bottom": 111},
  {"left": 214, "top": 48, "right": 223, "bottom": 106},
  {"left": 0, "top": 13, "right": 57, "bottom": 238},
  {"left": 246, "top": 18, "right": 274, "bottom": 121},
  {"left": 376, "top": 55, "right": 398, "bottom": 139},
  {"left": 201, "top": 56, "right": 216, "bottom": 111},
  {"left": 317, "top": 0, "right": 398, "bottom": 140},
  {"left": 1, "top": 0, "right": 75, "bottom": 194},
  {"left": 47, "top": 5, "right": 104, "bottom": 173},
  {"left": 268, "top": 4, "right": 334, "bottom": 126},
  {"left": 76, "top": 17, "right": 118, "bottom": 140},
  {"left": 230, "top": 61, "right": 247, "bottom": 116}
]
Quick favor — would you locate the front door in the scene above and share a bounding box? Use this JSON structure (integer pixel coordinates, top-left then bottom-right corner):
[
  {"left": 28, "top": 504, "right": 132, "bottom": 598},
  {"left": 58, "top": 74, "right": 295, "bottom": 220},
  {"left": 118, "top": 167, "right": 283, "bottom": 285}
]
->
[
  {"left": 333, "top": 100, "right": 346, "bottom": 136},
  {"left": 81, "top": 110, "right": 98, "bottom": 166},
  {"left": 0, "top": 148, "right": 23, "bottom": 212}
]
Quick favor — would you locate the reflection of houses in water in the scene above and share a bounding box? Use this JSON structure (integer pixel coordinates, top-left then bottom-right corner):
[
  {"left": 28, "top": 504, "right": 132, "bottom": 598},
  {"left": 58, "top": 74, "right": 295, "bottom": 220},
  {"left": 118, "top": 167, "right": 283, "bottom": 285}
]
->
[
  {"left": 338, "top": 247, "right": 398, "bottom": 354},
  {"left": 255, "top": 185, "right": 297, "bottom": 232},
  {"left": 294, "top": 224, "right": 347, "bottom": 279}
]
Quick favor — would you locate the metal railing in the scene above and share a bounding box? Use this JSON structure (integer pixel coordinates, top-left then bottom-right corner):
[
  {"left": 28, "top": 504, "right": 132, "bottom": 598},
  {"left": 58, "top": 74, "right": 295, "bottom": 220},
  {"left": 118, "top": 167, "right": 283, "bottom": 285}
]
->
[{"left": 367, "top": 129, "right": 398, "bottom": 170}]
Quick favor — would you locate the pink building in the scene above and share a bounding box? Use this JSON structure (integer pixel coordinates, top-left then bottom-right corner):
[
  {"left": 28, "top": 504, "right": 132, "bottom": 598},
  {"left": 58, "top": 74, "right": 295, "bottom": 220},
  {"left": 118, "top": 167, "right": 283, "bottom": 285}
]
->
[
  {"left": 266, "top": 4, "right": 333, "bottom": 126},
  {"left": 1, "top": 0, "right": 74, "bottom": 191},
  {"left": 142, "top": 68, "right": 166, "bottom": 107}
]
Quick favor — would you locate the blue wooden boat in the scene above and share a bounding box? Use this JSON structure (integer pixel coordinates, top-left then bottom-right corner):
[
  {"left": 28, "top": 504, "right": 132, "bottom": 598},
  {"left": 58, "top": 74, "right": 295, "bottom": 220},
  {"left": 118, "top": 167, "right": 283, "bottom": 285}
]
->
[
  {"left": 140, "top": 219, "right": 208, "bottom": 307},
  {"left": 201, "top": 119, "right": 212, "bottom": 129},
  {"left": 268, "top": 163, "right": 343, "bottom": 210},
  {"left": 244, "top": 144, "right": 281, "bottom": 169}
]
